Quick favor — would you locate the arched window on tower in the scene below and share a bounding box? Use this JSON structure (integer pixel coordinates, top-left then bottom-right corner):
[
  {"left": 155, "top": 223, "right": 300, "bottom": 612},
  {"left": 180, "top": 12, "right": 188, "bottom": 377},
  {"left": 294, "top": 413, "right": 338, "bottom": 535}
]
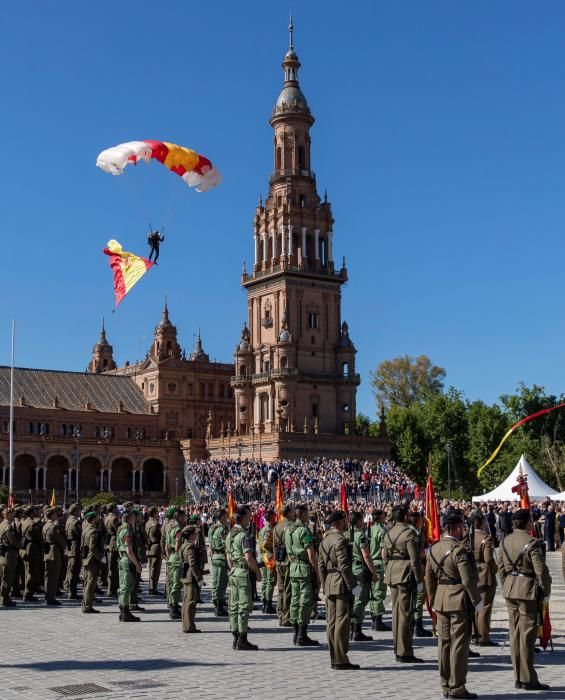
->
[
  {"left": 298, "top": 145, "right": 305, "bottom": 170},
  {"left": 276, "top": 146, "right": 282, "bottom": 170},
  {"left": 166, "top": 341, "right": 172, "bottom": 356},
  {"left": 342, "top": 362, "right": 350, "bottom": 377}
]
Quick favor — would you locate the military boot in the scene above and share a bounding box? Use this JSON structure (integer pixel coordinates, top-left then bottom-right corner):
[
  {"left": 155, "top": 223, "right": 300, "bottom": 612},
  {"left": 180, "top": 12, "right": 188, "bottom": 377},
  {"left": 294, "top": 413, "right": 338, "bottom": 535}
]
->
[
  {"left": 121, "top": 606, "right": 140, "bottom": 622},
  {"left": 292, "top": 623, "right": 299, "bottom": 646},
  {"left": 415, "top": 620, "right": 432, "bottom": 637},
  {"left": 236, "top": 633, "right": 258, "bottom": 651},
  {"left": 232, "top": 632, "right": 239, "bottom": 650},
  {"left": 2, "top": 597, "right": 16, "bottom": 607},
  {"left": 265, "top": 601, "right": 276, "bottom": 614},
  {"left": 353, "top": 623, "right": 373, "bottom": 641},
  {"left": 374, "top": 615, "right": 391, "bottom": 631},
  {"left": 217, "top": 603, "right": 229, "bottom": 616},
  {"left": 297, "top": 625, "right": 320, "bottom": 647},
  {"left": 261, "top": 599, "right": 267, "bottom": 613},
  {"left": 169, "top": 604, "right": 181, "bottom": 620}
]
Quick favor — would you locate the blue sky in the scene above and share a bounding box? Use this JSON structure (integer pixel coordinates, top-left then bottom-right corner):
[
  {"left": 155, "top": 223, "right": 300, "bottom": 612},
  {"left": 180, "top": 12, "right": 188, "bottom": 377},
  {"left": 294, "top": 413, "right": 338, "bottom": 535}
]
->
[{"left": 2, "top": 1, "right": 564, "bottom": 417}]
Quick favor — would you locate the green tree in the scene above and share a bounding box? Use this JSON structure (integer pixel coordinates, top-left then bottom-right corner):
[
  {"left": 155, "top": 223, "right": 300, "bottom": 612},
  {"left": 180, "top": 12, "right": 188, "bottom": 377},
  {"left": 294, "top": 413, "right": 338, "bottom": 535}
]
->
[
  {"left": 355, "top": 413, "right": 380, "bottom": 436},
  {"left": 467, "top": 400, "right": 510, "bottom": 492},
  {"left": 81, "top": 492, "right": 118, "bottom": 507},
  {"left": 386, "top": 403, "right": 429, "bottom": 483},
  {"left": 371, "top": 355, "right": 446, "bottom": 410}
]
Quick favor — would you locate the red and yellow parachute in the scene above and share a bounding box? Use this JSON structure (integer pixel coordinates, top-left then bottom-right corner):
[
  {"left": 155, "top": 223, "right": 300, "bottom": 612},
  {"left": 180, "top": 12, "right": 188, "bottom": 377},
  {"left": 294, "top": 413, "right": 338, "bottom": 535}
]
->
[{"left": 96, "top": 139, "right": 221, "bottom": 192}]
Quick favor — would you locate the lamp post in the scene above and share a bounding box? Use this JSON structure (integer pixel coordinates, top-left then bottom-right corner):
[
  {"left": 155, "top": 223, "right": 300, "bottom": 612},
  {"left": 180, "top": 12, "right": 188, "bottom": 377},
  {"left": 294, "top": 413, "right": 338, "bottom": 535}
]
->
[
  {"left": 73, "top": 426, "right": 82, "bottom": 504},
  {"left": 446, "top": 441, "right": 452, "bottom": 501},
  {"left": 175, "top": 477, "right": 179, "bottom": 498},
  {"left": 63, "top": 472, "right": 68, "bottom": 511}
]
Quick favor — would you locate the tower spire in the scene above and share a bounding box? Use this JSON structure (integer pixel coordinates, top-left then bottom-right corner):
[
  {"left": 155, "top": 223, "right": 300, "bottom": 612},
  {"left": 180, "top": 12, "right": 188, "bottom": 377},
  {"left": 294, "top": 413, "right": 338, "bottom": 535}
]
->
[{"left": 288, "top": 12, "right": 294, "bottom": 50}]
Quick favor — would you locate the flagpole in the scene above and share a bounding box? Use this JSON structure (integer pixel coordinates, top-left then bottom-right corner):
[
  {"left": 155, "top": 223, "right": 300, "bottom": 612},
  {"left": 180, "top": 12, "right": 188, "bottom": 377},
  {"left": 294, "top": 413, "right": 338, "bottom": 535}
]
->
[{"left": 8, "top": 320, "right": 15, "bottom": 503}]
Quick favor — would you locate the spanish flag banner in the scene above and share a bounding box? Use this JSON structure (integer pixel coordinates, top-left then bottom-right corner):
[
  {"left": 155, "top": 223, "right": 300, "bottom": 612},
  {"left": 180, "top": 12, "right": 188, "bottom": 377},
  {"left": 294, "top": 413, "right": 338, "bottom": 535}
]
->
[
  {"left": 103, "top": 239, "right": 154, "bottom": 308},
  {"left": 340, "top": 481, "right": 349, "bottom": 523},
  {"left": 424, "top": 476, "right": 441, "bottom": 545},
  {"left": 49, "top": 488, "right": 56, "bottom": 507},
  {"left": 227, "top": 491, "right": 236, "bottom": 526},
  {"left": 275, "top": 479, "right": 284, "bottom": 522}
]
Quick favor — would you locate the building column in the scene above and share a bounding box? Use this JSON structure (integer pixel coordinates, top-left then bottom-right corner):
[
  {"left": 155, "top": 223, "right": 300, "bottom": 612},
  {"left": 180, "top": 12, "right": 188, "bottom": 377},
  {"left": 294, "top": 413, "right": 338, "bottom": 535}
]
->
[
  {"left": 131, "top": 470, "right": 137, "bottom": 492},
  {"left": 281, "top": 225, "right": 286, "bottom": 257},
  {"left": 99, "top": 469, "right": 104, "bottom": 492},
  {"left": 271, "top": 229, "right": 277, "bottom": 263},
  {"left": 314, "top": 229, "right": 320, "bottom": 260},
  {"left": 163, "top": 469, "right": 168, "bottom": 493},
  {"left": 262, "top": 232, "right": 267, "bottom": 265},
  {"left": 255, "top": 394, "right": 260, "bottom": 425},
  {"left": 254, "top": 236, "right": 259, "bottom": 267},
  {"left": 288, "top": 224, "right": 294, "bottom": 257},
  {"left": 139, "top": 469, "right": 144, "bottom": 493},
  {"left": 327, "top": 229, "right": 333, "bottom": 263},
  {"left": 108, "top": 469, "right": 112, "bottom": 492},
  {"left": 34, "top": 466, "right": 39, "bottom": 490},
  {"left": 68, "top": 467, "right": 74, "bottom": 491},
  {"left": 301, "top": 226, "right": 307, "bottom": 263}
]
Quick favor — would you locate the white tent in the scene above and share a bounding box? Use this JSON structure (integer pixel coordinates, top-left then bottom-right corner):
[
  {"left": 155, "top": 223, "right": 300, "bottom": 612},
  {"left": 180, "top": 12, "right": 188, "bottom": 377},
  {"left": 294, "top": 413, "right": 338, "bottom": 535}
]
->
[
  {"left": 472, "top": 454, "right": 559, "bottom": 502},
  {"left": 549, "top": 491, "right": 565, "bottom": 502}
]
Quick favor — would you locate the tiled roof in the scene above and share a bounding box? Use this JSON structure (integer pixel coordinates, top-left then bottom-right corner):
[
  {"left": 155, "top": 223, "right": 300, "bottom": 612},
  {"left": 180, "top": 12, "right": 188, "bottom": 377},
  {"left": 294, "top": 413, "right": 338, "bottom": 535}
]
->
[{"left": 0, "top": 367, "right": 151, "bottom": 415}]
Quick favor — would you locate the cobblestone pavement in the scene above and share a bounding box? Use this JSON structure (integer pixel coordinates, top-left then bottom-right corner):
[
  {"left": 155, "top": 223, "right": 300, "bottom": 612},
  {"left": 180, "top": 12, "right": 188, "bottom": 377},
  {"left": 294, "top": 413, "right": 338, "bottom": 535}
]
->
[{"left": 0, "top": 552, "right": 563, "bottom": 700}]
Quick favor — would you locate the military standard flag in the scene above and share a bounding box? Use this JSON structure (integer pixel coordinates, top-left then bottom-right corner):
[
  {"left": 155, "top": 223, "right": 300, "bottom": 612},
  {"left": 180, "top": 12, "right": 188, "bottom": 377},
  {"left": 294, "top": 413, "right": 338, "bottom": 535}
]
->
[
  {"left": 424, "top": 476, "right": 441, "bottom": 545},
  {"left": 227, "top": 491, "right": 236, "bottom": 526},
  {"left": 103, "top": 239, "right": 154, "bottom": 308},
  {"left": 275, "top": 479, "right": 284, "bottom": 521}
]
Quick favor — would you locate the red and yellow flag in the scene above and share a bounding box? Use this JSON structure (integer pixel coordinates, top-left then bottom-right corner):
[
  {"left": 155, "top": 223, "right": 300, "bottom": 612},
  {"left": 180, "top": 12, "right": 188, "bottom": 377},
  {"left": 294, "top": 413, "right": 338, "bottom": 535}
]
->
[
  {"left": 424, "top": 476, "right": 441, "bottom": 545},
  {"left": 103, "top": 239, "right": 154, "bottom": 308},
  {"left": 275, "top": 479, "right": 284, "bottom": 522},
  {"left": 539, "top": 601, "right": 552, "bottom": 650},
  {"left": 49, "top": 488, "right": 56, "bottom": 507},
  {"left": 227, "top": 491, "right": 236, "bottom": 526}
]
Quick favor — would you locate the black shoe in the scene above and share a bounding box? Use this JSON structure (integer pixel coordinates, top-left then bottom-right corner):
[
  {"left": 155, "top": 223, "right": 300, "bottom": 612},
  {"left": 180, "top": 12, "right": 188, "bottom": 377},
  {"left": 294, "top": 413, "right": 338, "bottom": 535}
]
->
[
  {"left": 265, "top": 602, "right": 276, "bottom": 614},
  {"left": 396, "top": 655, "right": 424, "bottom": 664},
  {"left": 374, "top": 615, "right": 391, "bottom": 631},
  {"left": 121, "top": 606, "right": 140, "bottom": 622},
  {"left": 468, "top": 650, "right": 481, "bottom": 658},
  {"left": 11, "top": 591, "right": 23, "bottom": 599},
  {"left": 2, "top": 598, "right": 16, "bottom": 607},
  {"left": 67, "top": 593, "right": 80, "bottom": 600},
  {"left": 236, "top": 633, "right": 258, "bottom": 651},
  {"left": 183, "top": 628, "right": 201, "bottom": 633},
  {"left": 261, "top": 599, "right": 266, "bottom": 613},
  {"left": 82, "top": 607, "right": 100, "bottom": 614},
  {"left": 353, "top": 623, "right": 373, "bottom": 642},
  {"left": 477, "top": 640, "right": 498, "bottom": 647},
  {"left": 23, "top": 594, "right": 38, "bottom": 602},
  {"left": 232, "top": 632, "right": 239, "bottom": 650},
  {"left": 169, "top": 605, "right": 181, "bottom": 620},
  {"left": 46, "top": 599, "right": 61, "bottom": 606},
  {"left": 297, "top": 625, "right": 320, "bottom": 647},
  {"left": 415, "top": 624, "right": 433, "bottom": 638},
  {"left": 448, "top": 692, "right": 477, "bottom": 699},
  {"left": 292, "top": 623, "right": 299, "bottom": 646},
  {"left": 130, "top": 604, "right": 145, "bottom": 612},
  {"left": 515, "top": 682, "right": 523, "bottom": 690},
  {"left": 520, "top": 682, "right": 550, "bottom": 691},
  {"left": 333, "top": 663, "right": 361, "bottom": 670},
  {"left": 443, "top": 694, "right": 449, "bottom": 699}
]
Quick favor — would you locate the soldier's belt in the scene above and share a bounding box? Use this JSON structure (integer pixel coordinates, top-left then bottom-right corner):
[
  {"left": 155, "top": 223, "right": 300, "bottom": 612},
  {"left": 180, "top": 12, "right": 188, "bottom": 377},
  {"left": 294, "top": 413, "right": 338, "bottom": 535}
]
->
[
  {"left": 326, "top": 568, "right": 339, "bottom": 573},
  {"left": 509, "top": 571, "right": 535, "bottom": 579},
  {"left": 438, "top": 578, "right": 462, "bottom": 585},
  {"left": 388, "top": 555, "right": 409, "bottom": 560}
]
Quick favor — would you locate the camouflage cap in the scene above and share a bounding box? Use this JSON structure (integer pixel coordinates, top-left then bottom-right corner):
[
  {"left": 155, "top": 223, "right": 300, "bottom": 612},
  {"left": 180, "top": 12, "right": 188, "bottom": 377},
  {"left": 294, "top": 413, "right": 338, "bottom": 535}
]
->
[
  {"left": 166, "top": 506, "right": 176, "bottom": 519},
  {"left": 181, "top": 525, "right": 198, "bottom": 538}
]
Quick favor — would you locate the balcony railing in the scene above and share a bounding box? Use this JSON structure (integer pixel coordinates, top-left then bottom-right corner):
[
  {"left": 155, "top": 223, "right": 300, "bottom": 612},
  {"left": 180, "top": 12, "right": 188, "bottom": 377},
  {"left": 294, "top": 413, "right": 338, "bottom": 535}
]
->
[{"left": 231, "top": 369, "right": 360, "bottom": 384}]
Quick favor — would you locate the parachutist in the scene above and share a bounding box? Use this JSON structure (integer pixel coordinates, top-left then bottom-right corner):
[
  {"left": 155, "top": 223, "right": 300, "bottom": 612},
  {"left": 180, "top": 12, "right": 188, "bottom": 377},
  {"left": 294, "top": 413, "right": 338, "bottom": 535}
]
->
[{"left": 148, "top": 229, "right": 164, "bottom": 264}]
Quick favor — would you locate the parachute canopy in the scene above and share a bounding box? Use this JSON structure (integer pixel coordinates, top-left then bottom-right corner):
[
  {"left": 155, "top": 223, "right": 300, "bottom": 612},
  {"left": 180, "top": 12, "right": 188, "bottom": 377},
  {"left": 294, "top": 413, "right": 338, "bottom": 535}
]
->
[{"left": 96, "top": 139, "right": 221, "bottom": 192}]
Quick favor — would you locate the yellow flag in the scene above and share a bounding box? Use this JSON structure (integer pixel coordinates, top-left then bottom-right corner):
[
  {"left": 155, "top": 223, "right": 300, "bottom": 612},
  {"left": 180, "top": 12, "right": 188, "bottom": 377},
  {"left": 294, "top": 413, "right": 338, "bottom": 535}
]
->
[{"left": 49, "top": 488, "right": 56, "bottom": 507}]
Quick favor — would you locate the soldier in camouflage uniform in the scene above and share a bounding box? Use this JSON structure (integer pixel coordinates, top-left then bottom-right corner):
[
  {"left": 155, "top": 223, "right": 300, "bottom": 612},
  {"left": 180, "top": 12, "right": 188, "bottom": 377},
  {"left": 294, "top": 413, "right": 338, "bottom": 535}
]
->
[
  {"left": 64, "top": 503, "right": 82, "bottom": 599},
  {"left": 368, "top": 508, "right": 391, "bottom": 631},
  {"left": 145, "top": 506, "right": 163, "bottom": 595},
  {"left": 0, "top": 506, "right": 19, "bottom": 606},
  {"left": 208, "top": 508, "right": 229, "bottom": 615},
  {"left": 21, "top": 506, "right": 42, "bottom": 601},
  {"left": 166, "top": 508, "right": 186, "bottom": 619},
  {"left": 104, "top": 503, "right": 121, "bottom": 597},
  {"left": 258, "top": 509, "right": 277, "bottom": 614},
  {"left": 117, "top": 507, "right": 142, "bottom": 622},
  {"left": 350, "top": 511, "right": 379, "bottom": 641},
  {"left": 81, "top": 508, "right": 103, "bottom": 613},
  {"left": 226, "top": 506, "right": 262, "bottom": 651},
  {"left": 180, "top": 525, "right": 203, "bottom": 633}
]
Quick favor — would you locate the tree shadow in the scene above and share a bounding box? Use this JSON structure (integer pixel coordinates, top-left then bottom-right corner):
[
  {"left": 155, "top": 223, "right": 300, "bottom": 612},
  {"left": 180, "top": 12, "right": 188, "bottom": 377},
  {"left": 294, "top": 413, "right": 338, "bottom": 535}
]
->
[{"left": 0, "top": 658, "right": 251, "bottom": 672}]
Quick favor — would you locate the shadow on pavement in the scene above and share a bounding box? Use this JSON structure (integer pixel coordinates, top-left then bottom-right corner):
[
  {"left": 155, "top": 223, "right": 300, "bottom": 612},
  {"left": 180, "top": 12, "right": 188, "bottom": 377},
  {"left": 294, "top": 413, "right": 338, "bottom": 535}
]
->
[{"left": 0, "top": 658, "right": 252, "bottom": 672}]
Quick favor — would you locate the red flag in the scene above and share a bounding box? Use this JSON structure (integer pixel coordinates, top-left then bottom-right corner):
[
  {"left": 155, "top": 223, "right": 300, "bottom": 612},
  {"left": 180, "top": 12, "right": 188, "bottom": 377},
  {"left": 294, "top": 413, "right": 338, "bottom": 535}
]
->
[
  {"left": 424, "top": 476, "right": 441, "bottom": 545},
  {"left": 7, "top": 492, "right": 14, "bottom": 508},
  {"left": 340, "top": 481, "right": 349, "bottom": 521},
  {"left": 539, "top": 601, "right": 552, "bottom": 650},
  {"left": 227, "top": 491, "right": 236, "bottom": 526}
]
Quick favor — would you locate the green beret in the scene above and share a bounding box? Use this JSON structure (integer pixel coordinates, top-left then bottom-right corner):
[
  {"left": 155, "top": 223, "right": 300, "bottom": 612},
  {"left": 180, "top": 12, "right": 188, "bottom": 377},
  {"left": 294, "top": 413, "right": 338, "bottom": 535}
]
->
[
  {"left": 166, "top": 506, "right": 176, "bottom": 519},
  {"left": 182, "top": 525, "right": 197, "bottom": 537},
  {"left": 83, "top": 510, "right": 97, "bottom": 520},
  {"left": 189, "top": 514, "right": 200, "bottom": 523}
]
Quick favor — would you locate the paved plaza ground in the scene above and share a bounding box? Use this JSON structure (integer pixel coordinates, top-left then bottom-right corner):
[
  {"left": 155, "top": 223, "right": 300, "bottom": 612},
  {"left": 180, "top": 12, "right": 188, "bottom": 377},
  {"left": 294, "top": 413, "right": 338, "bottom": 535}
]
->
[{"left": 0, "top": 552, "right": 563, "bottom": 700}]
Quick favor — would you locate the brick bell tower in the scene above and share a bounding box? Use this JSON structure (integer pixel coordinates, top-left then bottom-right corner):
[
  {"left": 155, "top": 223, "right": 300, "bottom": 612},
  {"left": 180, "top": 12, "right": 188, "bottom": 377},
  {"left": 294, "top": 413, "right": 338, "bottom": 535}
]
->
[{"left": 232, "top": 18, "right": 359, "bottom": 439}]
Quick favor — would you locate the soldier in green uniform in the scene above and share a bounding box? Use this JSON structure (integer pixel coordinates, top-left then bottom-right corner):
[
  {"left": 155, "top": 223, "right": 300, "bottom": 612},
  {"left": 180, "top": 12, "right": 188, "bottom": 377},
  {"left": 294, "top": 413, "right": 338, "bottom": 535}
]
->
[
  {"left": 499, "top": 508, "right": 552, "bottom": 691},
  {"left": 0, "top": 506, "right": 19, "bottom": 607},
  {"left": 117, "top": 508, "right": 143, "bottom": 622},
  {"left": 208, "top": 508, "right": 229, "bottom": 615},
  {"left": 273, "top": 504, "right": 294, "bottom": 627},
  {"left": 189, "top": 513, "right": 208, "bottom": 604},
  {"left": 145, "top": 506, "right": 163, "bottom": 595},
  {"left": 258, "top": 509, "right": 277, "bottom": 614},
  {"left": 104, "top": 504, "right": 121, "bottom": 597},
  {"left": 42, "top": 507, "right": 66, "bottom": 606},
  {"left": 382, "top": 505, "right": 424, "bottom": 663},
  {"left": 21, "top": 506, "right": 42, "bottom": 601},
  {"left": 426, "top": 511, "right": 482, "bottom": 700},
  {"left": 64, "top": 503, "right": 82, "bottom": 599},
  {"left": 11, "top": 508, "right": 24, "bottom": 598},
  {"left": 81, "top": 509, "right": 103, "bottom": 613},
  {"left": 180, "top": 525, "right": 203, "bottom": 633},
  {"left": 166, "top": 508, "right": 187, "bottom": 619},
  {"left": 408, "top": 511, "right": 433, "bottom": 638},
  {"left": 468, "top": 510, "right": 498, "bottom": 646},
  {"left": 368, "top": 509, "right": 390, "bottom": 631},
  {"left": 226, "top": 506, "right": 262, "bottom": 650},
  {"left": 285, "top": 503, "right": 319, "bottom": 647},
  {"left": 350, "top": 511, "right": 379, "bottom": 641},
  {"left": 318, "top": 510, "right": 361, "bottom": 670}
]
